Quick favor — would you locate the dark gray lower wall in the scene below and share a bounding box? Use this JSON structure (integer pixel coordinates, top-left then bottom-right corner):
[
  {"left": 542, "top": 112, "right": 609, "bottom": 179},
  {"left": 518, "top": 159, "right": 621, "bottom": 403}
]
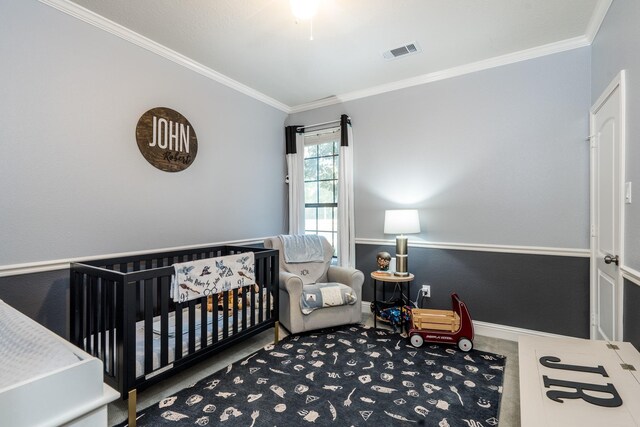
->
[
  {"left": 0, "top": 244, "right": 592, "bottom": 341},
  {"left": 356, "top": 244, "right": 590, "bottom": 338},
  {"left": 624, "top": 279, "right": 640, "bottom": 351},
  {"left": 0, "top": 269, "right": 70, "bottom": 339}
]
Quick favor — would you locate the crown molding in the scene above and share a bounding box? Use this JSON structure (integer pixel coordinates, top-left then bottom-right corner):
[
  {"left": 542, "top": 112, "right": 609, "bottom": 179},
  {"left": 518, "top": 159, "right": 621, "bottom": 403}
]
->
[
  {"left": 38, "top": 0, "right": 290, "bottom": 113},
  {"left": 356, "top": 238, "right": 590, "bottom": 258},
  {"left": 40, "top": 0, "right": 604, "bottom": 117},
  {"left": 289, "top": 35, "right": 591, "bottom": 113},
  {"left": 585, "top": 0, "right": 614, "bottom": 43}
]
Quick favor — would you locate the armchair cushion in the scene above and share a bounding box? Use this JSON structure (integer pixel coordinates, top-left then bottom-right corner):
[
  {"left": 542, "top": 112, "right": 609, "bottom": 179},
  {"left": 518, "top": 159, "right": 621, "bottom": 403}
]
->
[{"left": 300, "top": 283, "right": 358, "bottom": 314}]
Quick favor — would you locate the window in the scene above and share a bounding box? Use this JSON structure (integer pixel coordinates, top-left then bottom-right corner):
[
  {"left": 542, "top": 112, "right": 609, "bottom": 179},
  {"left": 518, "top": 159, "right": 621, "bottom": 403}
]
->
[{"left": 303, "top": 139, "right": 339, "bottom": 252}]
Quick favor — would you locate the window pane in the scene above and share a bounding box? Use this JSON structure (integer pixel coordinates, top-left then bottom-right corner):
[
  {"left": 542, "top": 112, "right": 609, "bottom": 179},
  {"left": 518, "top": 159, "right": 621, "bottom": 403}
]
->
[
  {"left": 334, "top": 156, "right": 339, "bottom": 179},
  {"left": 305, "top": 207, "right": 317, "bottom": 232},
  {"left": 318, "top": 231, "right": 337, "bottom": 256},
  {"left": 318, "top": 180, "right": 336, "bottom": 203},
  {"left": 304, "top": 144, "right": 317, "bottom": 158},
  {"left": 318, "top": 157, "right": 334, "bottom": 180},
  {"left": 304, "top": 158, "right": 317, "bottom": 181},
  {"left": 305, "top": 182, "right": 318, "bottom": 204},
  {"left": 317, "top": 207, "right": 337, "bottom": 232},
  {"left": 318, "top": 141, "right": 334, "bottom": 157}
]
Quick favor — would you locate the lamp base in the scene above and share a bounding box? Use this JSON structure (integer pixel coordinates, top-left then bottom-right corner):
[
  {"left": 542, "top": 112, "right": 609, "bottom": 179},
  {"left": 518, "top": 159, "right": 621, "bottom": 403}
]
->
[{"left": 394, "top": 245, "right": 408, "bottom": 276}]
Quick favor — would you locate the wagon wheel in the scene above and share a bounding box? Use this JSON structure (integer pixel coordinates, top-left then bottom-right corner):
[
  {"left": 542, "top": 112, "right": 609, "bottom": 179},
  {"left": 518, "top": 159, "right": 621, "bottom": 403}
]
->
[
  {"left": 457, "top": 337, "right": 473, "bottom": 352},
  {"left": 410, "top": 334, "right": 424, "bottom": 348}
]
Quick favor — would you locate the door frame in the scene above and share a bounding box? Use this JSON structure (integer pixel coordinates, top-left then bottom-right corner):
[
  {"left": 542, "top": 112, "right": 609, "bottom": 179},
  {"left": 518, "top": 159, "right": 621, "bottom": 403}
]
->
[{"left": 589, "top": 70, "right": 626, "bottom": 340}]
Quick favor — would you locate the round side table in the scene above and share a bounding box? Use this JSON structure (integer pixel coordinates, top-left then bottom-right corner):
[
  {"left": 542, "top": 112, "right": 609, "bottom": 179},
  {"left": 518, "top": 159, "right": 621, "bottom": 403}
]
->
[{"left": 370, "top": 271, "right": 414, "bottom": 330}]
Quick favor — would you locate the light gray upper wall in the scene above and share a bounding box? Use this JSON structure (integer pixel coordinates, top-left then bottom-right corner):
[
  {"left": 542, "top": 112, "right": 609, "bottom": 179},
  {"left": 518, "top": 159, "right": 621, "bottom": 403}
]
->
[
  {"left": 591, "top": 1, "right": 640, "bottom": 271},
  {"left": 0, "top": 1, "right": 288, "bottom": 266},
  {"left": 288, "top": 48, "right": 591, "bottom": 249}
]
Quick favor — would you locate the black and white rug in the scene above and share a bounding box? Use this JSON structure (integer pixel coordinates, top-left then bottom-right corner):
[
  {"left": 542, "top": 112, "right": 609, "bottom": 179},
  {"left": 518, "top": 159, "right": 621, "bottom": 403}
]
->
[{"left": 117, "top": 325, "right": 505, "bottom": 426}]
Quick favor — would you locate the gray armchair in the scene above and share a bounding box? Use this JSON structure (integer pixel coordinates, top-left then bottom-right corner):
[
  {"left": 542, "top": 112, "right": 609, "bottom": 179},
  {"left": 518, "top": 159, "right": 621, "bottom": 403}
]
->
[{"left": 264, "top": 235, "right": 364, "bottom": 334}]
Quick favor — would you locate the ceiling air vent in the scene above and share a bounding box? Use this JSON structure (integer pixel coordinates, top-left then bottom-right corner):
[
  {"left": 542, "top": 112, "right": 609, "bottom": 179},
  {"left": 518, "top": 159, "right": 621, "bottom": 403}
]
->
[{"left": 382, "top": 42, "right": 421, "bottom": 60}]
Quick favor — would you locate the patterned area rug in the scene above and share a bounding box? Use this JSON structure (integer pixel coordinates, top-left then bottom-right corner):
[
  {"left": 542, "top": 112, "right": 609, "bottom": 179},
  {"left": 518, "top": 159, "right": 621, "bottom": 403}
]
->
[{"left": 117, "top": 325, "right": 505, "bottom": 426}]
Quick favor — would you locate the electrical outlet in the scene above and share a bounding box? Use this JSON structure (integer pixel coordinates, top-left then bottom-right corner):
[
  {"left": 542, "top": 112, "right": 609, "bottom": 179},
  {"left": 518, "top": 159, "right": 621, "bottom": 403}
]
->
[{"left": 421, "top": 284, "right": 431, "bottom": 298}]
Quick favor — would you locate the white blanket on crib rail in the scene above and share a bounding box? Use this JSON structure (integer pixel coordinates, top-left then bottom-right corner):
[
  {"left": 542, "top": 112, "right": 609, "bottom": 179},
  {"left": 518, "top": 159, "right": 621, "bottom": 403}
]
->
[{"left": 170, "top": 252, "right": 255, "bottom": 303}]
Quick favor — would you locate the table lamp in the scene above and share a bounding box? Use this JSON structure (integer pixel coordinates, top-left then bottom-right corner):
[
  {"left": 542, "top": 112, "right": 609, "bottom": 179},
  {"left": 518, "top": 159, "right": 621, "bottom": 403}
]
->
[{"left": 384, "top": 209, "right": 421, "bottom": 276}]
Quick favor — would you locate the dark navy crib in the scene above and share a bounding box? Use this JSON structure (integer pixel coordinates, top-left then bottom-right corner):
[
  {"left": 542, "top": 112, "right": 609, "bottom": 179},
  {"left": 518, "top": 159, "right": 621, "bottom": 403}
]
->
[{"left": 69, "top": 244, "right": 279, "bottom": 409}]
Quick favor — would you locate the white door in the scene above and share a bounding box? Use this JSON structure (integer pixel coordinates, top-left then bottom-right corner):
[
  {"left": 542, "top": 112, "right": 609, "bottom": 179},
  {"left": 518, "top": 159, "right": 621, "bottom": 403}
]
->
[{"left": 590, "top": 71, "right": 625, "bottom": 341}]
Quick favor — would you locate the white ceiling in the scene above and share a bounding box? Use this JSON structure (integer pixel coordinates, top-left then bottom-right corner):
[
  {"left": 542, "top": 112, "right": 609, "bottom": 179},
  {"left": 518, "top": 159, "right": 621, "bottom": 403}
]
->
[{"left": 51, "top": 0, "right": 610, "bottom": 112}]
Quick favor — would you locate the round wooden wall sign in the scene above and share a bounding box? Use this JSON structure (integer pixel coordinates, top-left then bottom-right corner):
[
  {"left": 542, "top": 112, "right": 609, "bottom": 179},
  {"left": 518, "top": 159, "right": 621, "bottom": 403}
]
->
[{"left": 136, "top": 107, "right": 198, "bottom": 172}]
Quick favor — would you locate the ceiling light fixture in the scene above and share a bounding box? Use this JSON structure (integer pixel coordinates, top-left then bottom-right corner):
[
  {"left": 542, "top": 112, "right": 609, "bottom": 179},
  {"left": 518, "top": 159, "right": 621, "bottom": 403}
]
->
[
  {"left": 290, "top": 0, "right": 319, "bottom": 20},
  {"left": 290, "top": 0, "right": 319, "bottom": 40}
]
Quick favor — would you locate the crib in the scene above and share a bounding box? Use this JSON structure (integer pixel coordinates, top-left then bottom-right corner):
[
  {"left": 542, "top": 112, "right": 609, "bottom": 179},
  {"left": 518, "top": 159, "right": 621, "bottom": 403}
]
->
[{"left": 69, "top": 245, "right": 279, "bottom": 406}]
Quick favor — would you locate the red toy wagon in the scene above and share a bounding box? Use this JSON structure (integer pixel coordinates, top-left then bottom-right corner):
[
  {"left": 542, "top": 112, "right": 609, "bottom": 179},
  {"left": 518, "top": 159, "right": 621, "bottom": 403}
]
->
[{"left": 408, "top": 293, "right": 474, "bottom": 352}]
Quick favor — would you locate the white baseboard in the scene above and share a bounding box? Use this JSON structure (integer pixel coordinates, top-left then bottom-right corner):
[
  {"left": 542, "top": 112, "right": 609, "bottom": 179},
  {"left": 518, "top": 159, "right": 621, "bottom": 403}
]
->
[
  {"left": 472, "top": 320, "right": 571, "bottom": 342},
  {"left": 361, "top": 300, "right": 572, "bottom": 342}
]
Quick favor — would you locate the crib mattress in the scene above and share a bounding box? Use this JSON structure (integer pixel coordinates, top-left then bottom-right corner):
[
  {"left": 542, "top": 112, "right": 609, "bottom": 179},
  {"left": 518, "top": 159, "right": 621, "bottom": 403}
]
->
[
  {"left": 90, "top": 305, "right": 269, "bottom": 379},
  {"left": 136, "top": 307, "right": 263, "bottom": 378}
]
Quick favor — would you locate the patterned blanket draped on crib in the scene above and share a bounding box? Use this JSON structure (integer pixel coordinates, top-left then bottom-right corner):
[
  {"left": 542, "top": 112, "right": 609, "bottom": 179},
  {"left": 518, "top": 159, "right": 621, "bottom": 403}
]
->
[{"left": 171, "top": 252, "right": 255, "bottom": 303}]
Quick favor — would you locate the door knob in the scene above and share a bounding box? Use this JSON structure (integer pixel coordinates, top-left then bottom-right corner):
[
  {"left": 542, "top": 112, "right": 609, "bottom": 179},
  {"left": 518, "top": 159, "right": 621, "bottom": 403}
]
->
[{"left": 604, "top": 255, "right": 619, "bottom": 266}]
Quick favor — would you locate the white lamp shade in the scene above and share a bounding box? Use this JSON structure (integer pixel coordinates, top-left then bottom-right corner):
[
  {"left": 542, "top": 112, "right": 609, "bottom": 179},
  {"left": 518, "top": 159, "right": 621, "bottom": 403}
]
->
[
  {"left": 384, "top": 209, "right": 421, "bottom": 235},
  {"left": 290, "top": 0, "right": 319, "bottom": 20}
]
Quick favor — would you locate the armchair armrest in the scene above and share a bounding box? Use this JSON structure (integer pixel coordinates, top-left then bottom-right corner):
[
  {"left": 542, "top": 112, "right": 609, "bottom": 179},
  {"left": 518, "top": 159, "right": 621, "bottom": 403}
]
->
[
  {"left": 327, "top": 266, "right": 364, "bottom": 294},
  {"left": 279, "top": 271, "right": 304, "bottom": 297}
]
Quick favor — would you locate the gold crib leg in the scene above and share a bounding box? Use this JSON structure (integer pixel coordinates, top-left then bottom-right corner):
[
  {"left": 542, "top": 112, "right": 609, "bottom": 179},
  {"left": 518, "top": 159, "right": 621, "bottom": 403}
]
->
[
  {"left": 128, "top": 389, "right": 137, "bottom": 427},
  {"left": 274, "top": 321, "right": 280, "bottom": 344}
]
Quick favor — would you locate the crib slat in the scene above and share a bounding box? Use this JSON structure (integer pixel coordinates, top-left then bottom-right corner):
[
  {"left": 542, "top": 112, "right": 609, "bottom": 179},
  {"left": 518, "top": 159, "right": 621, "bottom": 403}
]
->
[
  {"left": 262, "top": 254, "right": 280, "bottom": 320},
  {"left": 212, "top": 294, "right": 219, "bottom": 344},
  {"left": 87, "top": 275, "right": 94, "bottom": 352},
  {"left": 70, "top": 271, "right": 79, "bottom": 345},
  {"left": 114, "top": 277, "right": 126, "bottom": 393},
  {"left": 188, "top": 300, "right": 196, "bottom": 355},
  {"left": 160, "top": 273, "right": 169, "bottom": 367},
  {"left": 222, "top": 292, "right": 229, "bottom": 340},
  {"left": 144, "top": 278, "right": 153, "bottom": 374},
  {"left": 78, "top": 274, "right": 89, "bottom": 351},
  {"left": 123, "top": 279, "right": 138, "bottom": 393},
  {"left": 258, "top": 260, "right": 265, "bottom": 323},
  {"left": 175, "top": 302, "right": 183, "bottom": 361},
  {"left": 100, "top": 278, "right": 106, "bottom": 362},
  {"left": 241, "top": 287, "right": 247, "bottom": 331},
  {"left": 262, "top": 255, "right": 269, "bottom": 321},
  {"left": 133, "top": 261, "right": 141, "bottom": 319},
  {"left": 82, "top": 273, "right": 89, "bottom": 352},
  {"left": 106, "top": 279, "right": 115, "bottom": 376},
  {"left": 91, "top": 275, "right": 99, "bottom": 355},
  {"left": 232, "top": 289, "right": 239, "bottom": 335},
  {"left": 200, "top": 298, "right": 207, "bottom": 349},
  {"left": 250, "top": 278, "right": 256, "bottom": 327},
  {"left": 271, "top": 253, "right": 278, "bottom": 323}
]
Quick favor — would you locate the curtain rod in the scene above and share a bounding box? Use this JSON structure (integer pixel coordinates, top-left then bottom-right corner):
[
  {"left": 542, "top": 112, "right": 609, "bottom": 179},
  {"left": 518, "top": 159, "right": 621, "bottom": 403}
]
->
[{"left": 296, "top": 116, "right": 350, "bottom": 132}]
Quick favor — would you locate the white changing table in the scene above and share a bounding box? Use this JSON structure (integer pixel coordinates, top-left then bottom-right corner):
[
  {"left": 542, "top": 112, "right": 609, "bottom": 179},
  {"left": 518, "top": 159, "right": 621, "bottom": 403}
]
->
[{"left": 0, "top": 299, "right": 119, "bottom": 426}]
